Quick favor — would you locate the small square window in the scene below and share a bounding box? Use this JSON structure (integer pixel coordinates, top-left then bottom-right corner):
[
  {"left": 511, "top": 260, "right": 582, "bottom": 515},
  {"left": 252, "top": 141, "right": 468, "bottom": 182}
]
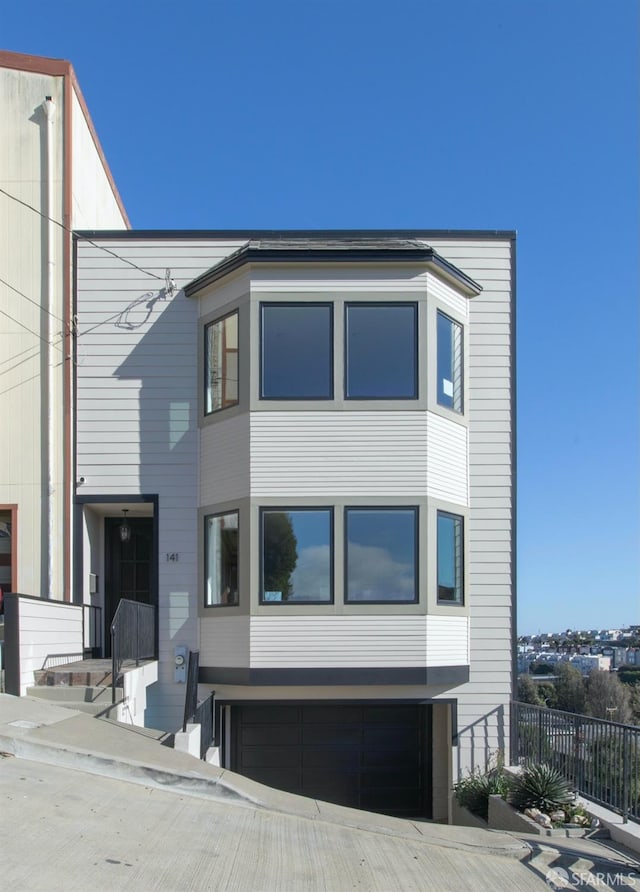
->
[
  {"left": 261, "top": 304, "right": 333, "bottom": 399},
  {"left": 260, "top": 509, "right": 333, "bottom": 603},
  {"left": 345, "top": 507, "right": 417, "bottom": 602},
  {"left": 205, "top": 511, "right": 238, "bottom": 606},
  {"left": 437, "top": 511, "right": 464, "bottom": 604},
  {"left": 345, "top": 303, "right": 417, "bottom": 399},
  {"left": 437, "top": 312, "right": 463, "bottom": 413},
  {"left": 205, "top": 312, "right": 239, "bottom": 415}
]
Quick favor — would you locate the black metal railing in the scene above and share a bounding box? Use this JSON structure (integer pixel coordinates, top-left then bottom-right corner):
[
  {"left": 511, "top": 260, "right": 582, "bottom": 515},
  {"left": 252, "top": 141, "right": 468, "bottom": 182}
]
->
[
  {"left": 183, "top": 650, "right": 215, "bottom": 759},
  {"left": 110, "top": 599, "right": 156, "bottom": 704},
  {"left": 84, "top": 604, "right": 102, "bottom": 657},
  {"left": 512, "top": 700, "right": 640, "bottom": 823}
]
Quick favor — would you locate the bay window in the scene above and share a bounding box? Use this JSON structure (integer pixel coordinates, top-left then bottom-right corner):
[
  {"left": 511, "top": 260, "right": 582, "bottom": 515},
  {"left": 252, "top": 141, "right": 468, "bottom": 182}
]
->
[
  {"left": 205, "top": 312, "right": 239, "bottom": 414},
  {"left": 261, "top": 508, "right": 333, "bottom": 603},
  {"left": 205, "top": 511, "right": 239, "bottom": 606},
  {"left": 437, "top": 511, "right": 464, "bottom": 604},
  {"left": 437, "top": 311, "right": 463, "bottom": 413},
  {"left": 345, "top": 507, "right": 418, "bottom": 602}
]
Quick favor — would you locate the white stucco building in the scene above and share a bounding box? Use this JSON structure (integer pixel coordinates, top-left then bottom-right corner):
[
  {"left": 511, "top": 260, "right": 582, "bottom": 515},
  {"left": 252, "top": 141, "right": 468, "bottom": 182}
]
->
[{"left": 0, "top": 50, "right": 128, "bottom": 604}]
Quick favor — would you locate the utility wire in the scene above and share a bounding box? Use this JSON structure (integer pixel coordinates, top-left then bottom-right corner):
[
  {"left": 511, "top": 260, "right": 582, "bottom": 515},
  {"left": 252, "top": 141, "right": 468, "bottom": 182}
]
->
[
  {"left": 0, "top": 306, "right": 63, "bottom": 347},
  {"left": 0, "top": 275, "right": 66, "bottom": 324},
  {"left": 0, "top": 187, "right": 164, "bottom": 282}
]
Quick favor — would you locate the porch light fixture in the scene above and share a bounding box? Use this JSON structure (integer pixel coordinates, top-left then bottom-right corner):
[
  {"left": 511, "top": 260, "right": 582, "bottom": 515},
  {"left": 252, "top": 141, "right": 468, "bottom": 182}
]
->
[{"left": 119, "top": 509, "right": 131, "bottom": 543}]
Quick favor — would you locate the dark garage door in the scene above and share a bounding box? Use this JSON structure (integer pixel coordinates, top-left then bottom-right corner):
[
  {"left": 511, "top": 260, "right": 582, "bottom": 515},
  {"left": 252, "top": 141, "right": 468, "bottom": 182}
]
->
[{"left": 230, "top": 703, "right": 431, "bottom": 818}]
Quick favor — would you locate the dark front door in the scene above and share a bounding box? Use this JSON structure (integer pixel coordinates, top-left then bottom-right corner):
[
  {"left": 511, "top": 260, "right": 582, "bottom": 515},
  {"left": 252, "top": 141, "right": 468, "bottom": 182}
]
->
[
  {"left": 231, "top": 703, "right": 431, "bottom": 818},
  {"left": 104, "top": 517, "right": 154, "bottom": 656}
]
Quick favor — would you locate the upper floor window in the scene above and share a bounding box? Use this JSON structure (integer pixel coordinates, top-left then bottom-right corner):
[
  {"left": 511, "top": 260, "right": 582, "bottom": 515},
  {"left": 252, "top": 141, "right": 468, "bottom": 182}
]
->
[
  {"left": 205, "top": 511, "right": 239, "bottom": 606},
  {"left": 205, "top": 312, "right": 239, "bottom": 414},
  {"left": 261, "top": 303, "right": 333, "bottom": 399},
  {"left": 345, "top": 507, "right": 418, "bottom": 602},
  {"left": 260, "top": 508, "right": 333, "bottom": 603},
  {"left": 437, "top": 311, "right": 463, "bottom": 413},
  {"left": 437, "top": 511, "right": 464, "bottom": 604},
  {"left": 345, "top": 303, "right": 417, "bottom": 399}
]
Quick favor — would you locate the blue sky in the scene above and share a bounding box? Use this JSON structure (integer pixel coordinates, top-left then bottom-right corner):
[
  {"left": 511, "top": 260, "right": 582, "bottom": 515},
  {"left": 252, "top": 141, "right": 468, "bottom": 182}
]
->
[{"left": 3, "top": 0, "right": 638, "bottom": 634}]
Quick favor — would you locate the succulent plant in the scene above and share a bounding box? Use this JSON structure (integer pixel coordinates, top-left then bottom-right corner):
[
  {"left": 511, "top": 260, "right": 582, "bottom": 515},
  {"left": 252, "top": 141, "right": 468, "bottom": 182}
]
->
[
  {"left": 454, "top": 769, "right": 509, "bottom": 821},
  {"left": 508, "top": 763, "right": 573, "bottom": 814}
]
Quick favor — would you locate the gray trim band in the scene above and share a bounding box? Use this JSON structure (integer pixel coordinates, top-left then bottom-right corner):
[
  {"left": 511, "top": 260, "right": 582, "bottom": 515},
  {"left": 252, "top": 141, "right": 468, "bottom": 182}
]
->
[{"left": 199, "top": 665, "right": 469, "bottom": 686}]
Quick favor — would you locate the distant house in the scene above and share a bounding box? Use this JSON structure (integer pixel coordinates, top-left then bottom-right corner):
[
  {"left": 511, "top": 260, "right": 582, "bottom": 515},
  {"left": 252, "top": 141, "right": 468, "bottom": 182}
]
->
[{"left": 2, "top": 51, "right": 516, "bottom": 823}]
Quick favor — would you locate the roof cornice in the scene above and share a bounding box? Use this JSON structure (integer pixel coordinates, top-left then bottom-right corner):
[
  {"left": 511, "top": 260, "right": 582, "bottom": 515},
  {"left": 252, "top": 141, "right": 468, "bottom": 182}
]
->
[{"left": 183, "top": 239, "right": 483, "bottom": 298}]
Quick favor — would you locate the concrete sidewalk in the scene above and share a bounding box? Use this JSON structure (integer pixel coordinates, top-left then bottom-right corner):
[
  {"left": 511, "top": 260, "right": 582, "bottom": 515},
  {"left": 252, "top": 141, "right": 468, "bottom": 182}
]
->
[{"left": 1, "top": 694, "right": 639, "bottom": 891}]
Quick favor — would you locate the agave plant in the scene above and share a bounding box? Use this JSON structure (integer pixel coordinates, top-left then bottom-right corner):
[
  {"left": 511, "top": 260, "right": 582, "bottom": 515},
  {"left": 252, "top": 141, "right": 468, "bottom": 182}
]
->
[{"left": 508, "top": 763, "right": 573, "bottom": 814}]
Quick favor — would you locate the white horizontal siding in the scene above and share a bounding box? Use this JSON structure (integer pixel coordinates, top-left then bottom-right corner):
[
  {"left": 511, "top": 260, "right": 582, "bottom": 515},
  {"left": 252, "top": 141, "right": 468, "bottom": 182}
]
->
[
  {"left": 200, "top": 414, "right": 250, "bottom": 505},
  {"left": 425, "top": 413, "right": 468, "bottom": 504},
  {"left": 252, "top": 265, "right": 433, "bottom": 292},
  {"left": 426, "top": 615, "right": 470, "bottom": 665},
  {"left": 426, "top": 272, "right": 469, "bottom": 317},
  {"left": 200, "top": 616, "right": 250, "bottom": 667},
  {"left": 249, "top": 615, "right": 469, "bottom": 668},
  {"left": 427, "top": 237, "right": 514, "bottom": 780},
  {"left": 16, "top": 599, "right": 84, "bottom": 695},
  {"left": 250, "top": 411, "right": 467, "bottom": 501}
]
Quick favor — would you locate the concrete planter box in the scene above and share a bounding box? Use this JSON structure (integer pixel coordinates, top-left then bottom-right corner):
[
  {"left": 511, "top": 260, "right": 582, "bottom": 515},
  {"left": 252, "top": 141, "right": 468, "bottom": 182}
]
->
[
  {"left": 450, "top": 797, "right": 488, "bottom": 829},
  {"left": 488, "top": 795, "right": 591, "bottom": 837}
]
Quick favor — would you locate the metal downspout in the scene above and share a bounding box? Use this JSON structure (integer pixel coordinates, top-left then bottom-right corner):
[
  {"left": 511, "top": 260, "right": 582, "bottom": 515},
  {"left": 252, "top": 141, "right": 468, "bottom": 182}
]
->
[{"left": 42, "top": 95, "right": 57, "bottom": 599}]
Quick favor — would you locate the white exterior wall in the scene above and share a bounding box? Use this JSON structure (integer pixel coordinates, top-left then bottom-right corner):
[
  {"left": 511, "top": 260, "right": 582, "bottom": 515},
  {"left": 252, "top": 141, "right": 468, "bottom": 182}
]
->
[
  {"left": 250, "top": 411, "right": 468, "bottom": 503},
  {"left": 428, "top": 237, "right": 514, "bottom": 777},
  {"left": 70, "top": 89, "right": 127, "bottom": 230},
  {"left": 248, "top": 615, "right": 469, "bottom": 667},
  {"left": 0, "top": 58, "right": 127, "bottom": 603},
  {"left": 13, "top": 597, "right": 84, "bottom": 695},
  {"left": 76, "top": 239, "right": 246, "bottom": 730},
  {"left": 0, "top": 66, "right": 65, "bottom": 599}
]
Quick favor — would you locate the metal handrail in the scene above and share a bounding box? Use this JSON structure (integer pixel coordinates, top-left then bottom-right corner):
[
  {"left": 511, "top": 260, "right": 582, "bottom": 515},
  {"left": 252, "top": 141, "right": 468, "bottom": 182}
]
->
[
  {"left": 110, "top": 599, "right": 156, "bottom": 704},
  {"left": 512, "top": 700, "right": 640, "bottom": 823},
  {"left": 183, "top": 650, "right": 215, "bottom": 759}
]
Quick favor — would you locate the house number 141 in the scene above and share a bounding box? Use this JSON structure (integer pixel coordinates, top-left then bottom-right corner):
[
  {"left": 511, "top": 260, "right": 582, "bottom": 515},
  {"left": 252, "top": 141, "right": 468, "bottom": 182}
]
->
[{"left": 166, "top": 553, "right": 179, "bottom": 562}]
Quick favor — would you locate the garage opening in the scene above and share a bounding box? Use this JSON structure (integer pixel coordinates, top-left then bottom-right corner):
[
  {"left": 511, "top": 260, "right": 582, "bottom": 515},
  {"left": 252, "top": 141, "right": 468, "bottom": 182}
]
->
[{"left": 230, "top": 702, "right": 432, "bottom": 818}]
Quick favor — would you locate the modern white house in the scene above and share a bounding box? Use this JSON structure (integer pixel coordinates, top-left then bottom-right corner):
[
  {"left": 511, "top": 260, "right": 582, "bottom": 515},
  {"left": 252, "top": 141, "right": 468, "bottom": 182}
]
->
[
  {"left": 0, "top": 50, "right": 128, "bottom": 607},
  {"left": 1, "top": 50, "right": 515, "bottom": 823},
  {"left": 72, "top": 229, "right": 516, "bottom": 820}
]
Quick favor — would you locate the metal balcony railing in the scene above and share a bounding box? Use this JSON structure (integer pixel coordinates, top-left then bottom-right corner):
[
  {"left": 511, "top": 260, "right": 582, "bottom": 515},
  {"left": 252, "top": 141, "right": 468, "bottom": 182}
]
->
[{"left": 512, "top": 700, "right": 640, "bottom": 823}]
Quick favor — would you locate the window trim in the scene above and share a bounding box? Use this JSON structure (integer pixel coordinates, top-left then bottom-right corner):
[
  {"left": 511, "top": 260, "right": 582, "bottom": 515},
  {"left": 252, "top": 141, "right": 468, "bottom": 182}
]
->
[
  {"left": 436, "top": 509, "right": 464, "bottom": 606},
  {"left": 259, "top": 506, "right": 335, "bottom": 605},
  {"left": 259, "top": 302, "right": 334, "bottom": 401},
  {"left": 204, "top": 310, "right": 239, "bottom": 416},
  {"left": 204, "top": 509, "right": 239, "bottom": 608},
  {"left": 436, "top": 309, "right": 464, "bottom": 415},
  {"left": 344, "top": 505, "right": 419, "bottom": 604},
  {"left": 344, "top": 301, "right": 418, "bottom": 401}
]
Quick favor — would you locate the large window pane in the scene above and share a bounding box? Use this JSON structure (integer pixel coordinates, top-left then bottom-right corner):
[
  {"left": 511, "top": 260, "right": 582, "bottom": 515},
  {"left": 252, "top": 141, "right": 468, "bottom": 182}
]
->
[
  {"left": 437, "top": 312, "right": 463, "bottom": 413},
  {"left": 346, "top": 304, "right": 417, "bottom": 399},
  {"left": 437, "top": 511, "right": 464, "bottom": 604},
  {"left": 261, "top": 509, "right": 332, "bottom": 603},
  {"left": 261, "top": 304, "right": 332, "bottom": 399},
  {"left": 205, "top": 512, "right": 239, "bottom": 606},
  {"left": 205, "top": 312, "right": 239, "bottom": 414},
  {"left": 345, "top": 508, "right": 417, "bottom": 602}
]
